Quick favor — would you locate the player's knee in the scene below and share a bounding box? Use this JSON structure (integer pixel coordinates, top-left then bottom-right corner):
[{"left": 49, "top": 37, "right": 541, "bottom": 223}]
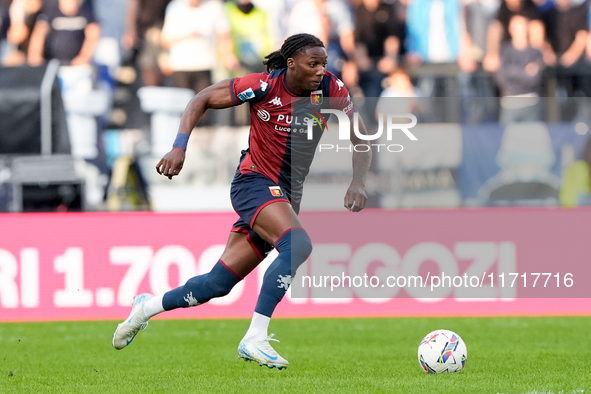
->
[
  {"left": 207, "top": 280, "right": 234, "bottom": 299},
  {"left": 276, "top": 228, "right": 312, "bottom": 266},
  {"left": 292, "top": 228, "right": 313, "bottom": 263}
]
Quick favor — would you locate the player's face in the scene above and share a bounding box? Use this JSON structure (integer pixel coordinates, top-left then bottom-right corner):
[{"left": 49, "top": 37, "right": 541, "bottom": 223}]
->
[{"left": 288, "top": 46, "right": 328, "bottom": 92}]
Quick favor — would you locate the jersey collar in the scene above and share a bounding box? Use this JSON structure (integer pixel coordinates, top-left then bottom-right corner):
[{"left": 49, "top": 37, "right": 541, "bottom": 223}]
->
[{"left": 282, "top": 70, "right": 311, "bottom": 97}]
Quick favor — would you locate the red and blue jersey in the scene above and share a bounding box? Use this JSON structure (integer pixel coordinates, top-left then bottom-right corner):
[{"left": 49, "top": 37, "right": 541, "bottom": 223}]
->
[{"left": 230, "top": 69, "right": 354, "bottom": 202}]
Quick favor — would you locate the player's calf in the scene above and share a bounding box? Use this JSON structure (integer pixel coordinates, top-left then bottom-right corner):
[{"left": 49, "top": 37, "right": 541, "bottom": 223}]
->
[{"left": 161, "top": 260, "right": 243, "bottom": 310}]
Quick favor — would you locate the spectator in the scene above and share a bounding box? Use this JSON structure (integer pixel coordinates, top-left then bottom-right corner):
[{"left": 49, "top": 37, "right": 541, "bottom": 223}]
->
[
  {"left": 494, "top": 14, "right": 544, "bottom": 124},
  {"left": 121, "top": 0, "right": 171, "bottom": 87},
  {"left": 4, "top": 0, "right": 42, "bottom": 66},
  {"left": 351, "top": 0, "right": 406, "bottom": 98},
  {"left": 286, "top": 0, "right": 328, "bottom": 44},
  {"left": 543, "top": 0, "right": 590, "bottom": 97},
  {"left": 483, "top": 0, "right": 546, "bottom": 72},
  {"left": 406, "top": 0, "right": 466, "bottom": 65},
  {"left": 560, "top": 136, "right": 591, "bottom": 206},
  {"left": 250, "top": 0, "right": 290, "bottom": 46},
  {"left": 463, "top": 0, "right": 501, "bottom": 65},
  {"left": 0, "top": 1, "right": 9, "bottom": 64},
  {"left": 224, "top": 0, "right": 273, "bottom": 73},
  {"left": 405, "top": 0, "right": 474, "bottom": 102},
  {"left": 321, "top": 0, "right": 357, "bottom": 80},
  {"left": 543, "top": 0, "right": 588, "bottom": 67},
  {"left": 375, "top": 66, "right": 422, "bottom": 116},
  {"left": 27, "top": 0, "right": 100, "bottom": 66},
  {"left": 462, "top": 0, "right": 500, "bottom": 109},
  {"left": 287, "top": 0, "right": 356, "bottom": 79},
  {"left": 160, "top": 0, "right": 238, "bottom": 94}
]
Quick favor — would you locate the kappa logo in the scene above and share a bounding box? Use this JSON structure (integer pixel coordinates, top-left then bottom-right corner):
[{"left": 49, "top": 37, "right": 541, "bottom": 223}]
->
[
  {"left": 260, "top": 80, "right": 268, "bottom": 92},
  {"left": 257, "top": 109, "right": 270, "bottom": 121},
  {"left": 268, "top": 96, "right": 283, "bottom": 106},
  {"left": 277, "top": 274, "right": 292, "bottom": 290},
  {"left": 336, "top": 78, "right": 344, "bottom": 90}
]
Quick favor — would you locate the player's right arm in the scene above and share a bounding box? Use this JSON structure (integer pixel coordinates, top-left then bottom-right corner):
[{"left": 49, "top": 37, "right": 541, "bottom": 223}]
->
[{"left": 155, "top": 79, "right": 237, "bottom": 179}]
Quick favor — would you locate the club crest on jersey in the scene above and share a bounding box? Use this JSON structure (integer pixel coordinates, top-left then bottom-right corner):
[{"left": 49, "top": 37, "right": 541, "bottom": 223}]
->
[
  {"left": 268, "top": 186, "right": 284, "bottom": 197},
  {"left": 237, "top": 88, "right": 255, "bottom": 102},
  {"left": 311, "top": 90, "right": 323, "bottom": 105}
]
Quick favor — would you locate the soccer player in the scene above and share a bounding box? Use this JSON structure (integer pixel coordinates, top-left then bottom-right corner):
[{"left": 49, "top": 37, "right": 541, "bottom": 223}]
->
[{"left": 112, "top": 33, "right": 371, "bottom": 369}]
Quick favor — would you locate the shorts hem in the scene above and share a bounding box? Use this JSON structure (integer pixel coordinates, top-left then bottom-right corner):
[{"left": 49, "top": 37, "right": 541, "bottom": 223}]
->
[
  {"left": 219, "top": 259, "right": 244, "bottom": 279},
  {"left": 230, "top": 227, "right": 267, "bottom": 261},
  {"left": 249, "top": 198, "right": 290, "bottom": 228}
]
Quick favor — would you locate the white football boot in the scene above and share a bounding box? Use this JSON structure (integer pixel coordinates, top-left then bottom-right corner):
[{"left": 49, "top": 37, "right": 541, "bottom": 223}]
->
[
  {"left": 238, "top": 334, "right": 289, "bottom": 369},
  {"left": 112, "top": 293, "right": 153, "bottom": 350}
]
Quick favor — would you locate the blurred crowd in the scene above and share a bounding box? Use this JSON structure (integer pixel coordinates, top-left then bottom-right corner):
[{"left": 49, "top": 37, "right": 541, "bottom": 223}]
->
[
  {"left": 2, "top": 0, "right": 591, "bottom": 212},
  {"left": 2, "top": 0, "right": 591, "bottom": 104}
]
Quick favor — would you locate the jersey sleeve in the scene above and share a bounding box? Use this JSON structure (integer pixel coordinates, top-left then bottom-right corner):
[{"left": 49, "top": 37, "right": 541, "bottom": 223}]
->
[
  {"left": 328, "top": 75, "right": 355, "bottom": 118},
  {"left": 230, "top": 72, "right": 270, "bottom": 105}
]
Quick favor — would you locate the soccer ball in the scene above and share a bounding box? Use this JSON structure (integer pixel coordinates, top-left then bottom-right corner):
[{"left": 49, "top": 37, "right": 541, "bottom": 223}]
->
[{"left": 418, "top": 329, "right": 467, "bottom": 373}]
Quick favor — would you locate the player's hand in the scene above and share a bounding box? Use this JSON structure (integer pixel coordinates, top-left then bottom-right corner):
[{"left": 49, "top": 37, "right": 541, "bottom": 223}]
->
[
  {"left": 344, "top": 180, "right": 368, "bottom": 212},
  {"left": 155, "top": 147, "right": 185, "bottom": 180}
]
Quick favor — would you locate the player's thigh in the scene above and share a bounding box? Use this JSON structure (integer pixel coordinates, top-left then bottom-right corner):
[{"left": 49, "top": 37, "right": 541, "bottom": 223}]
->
[
  {"left": 252, "top": 201, "right": 304, "bottom": 245},
  {"left": 231, "top": 172, "right": 299, "bottom": 245},
  {"left": 219, "top": 231, "right": 262, "bottom": 278}
]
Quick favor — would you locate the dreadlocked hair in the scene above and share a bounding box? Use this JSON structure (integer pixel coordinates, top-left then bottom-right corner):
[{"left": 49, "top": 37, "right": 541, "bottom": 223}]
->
[{"left": 263, "top": 33, "right": 325, "bottom": 72}]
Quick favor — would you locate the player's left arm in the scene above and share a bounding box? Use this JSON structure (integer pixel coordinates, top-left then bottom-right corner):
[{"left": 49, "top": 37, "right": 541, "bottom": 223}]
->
[
  {"left": 328, "top": 74, "right": 371, "bottom": 212},
  {"left": 345, "top": 113, "right": 371, "bottom": 212}
]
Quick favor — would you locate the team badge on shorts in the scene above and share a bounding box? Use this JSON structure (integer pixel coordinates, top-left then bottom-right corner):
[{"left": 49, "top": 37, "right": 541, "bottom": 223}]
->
[
  {"left": 311, "top": 90, "right": 323, "bottom": 105},
  {"left": 269, "top": 186, "right": 284, "bottom": 197}
]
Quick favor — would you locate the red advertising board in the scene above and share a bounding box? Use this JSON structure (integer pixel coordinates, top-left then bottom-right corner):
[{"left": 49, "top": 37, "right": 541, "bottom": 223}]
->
[{"left": 0, "top": 208, "right": 589, "bottom": 322}]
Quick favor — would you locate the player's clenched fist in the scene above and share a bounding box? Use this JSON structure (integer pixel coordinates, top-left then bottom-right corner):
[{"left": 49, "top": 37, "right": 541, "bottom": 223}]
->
[
  {"left": 155, "top": 147, "right": 185, "bottom": 180},
  {"left": 344, "top": 180, "right": 368, "bottom": 212}
]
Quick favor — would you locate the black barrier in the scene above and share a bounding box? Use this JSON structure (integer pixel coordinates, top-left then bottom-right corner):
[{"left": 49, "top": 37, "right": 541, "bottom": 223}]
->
[{"left": 0, "top": 64, "right": 70, "bottom": 155}]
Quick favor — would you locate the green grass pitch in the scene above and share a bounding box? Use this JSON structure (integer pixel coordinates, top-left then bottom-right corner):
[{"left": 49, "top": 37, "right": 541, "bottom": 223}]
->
[{"left": 1, "top": 316, "right": 590, "bottom": 393}]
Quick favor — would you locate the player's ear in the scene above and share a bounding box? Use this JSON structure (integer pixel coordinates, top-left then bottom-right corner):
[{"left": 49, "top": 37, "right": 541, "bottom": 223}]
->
[{"left": 287, "top": 58, "right": 295, "bottom": 69}]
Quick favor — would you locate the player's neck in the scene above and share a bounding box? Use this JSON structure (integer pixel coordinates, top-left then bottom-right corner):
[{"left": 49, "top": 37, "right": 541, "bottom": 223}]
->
[{"left": 284, "top": 71, "right": 306, "bottom": 95}]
